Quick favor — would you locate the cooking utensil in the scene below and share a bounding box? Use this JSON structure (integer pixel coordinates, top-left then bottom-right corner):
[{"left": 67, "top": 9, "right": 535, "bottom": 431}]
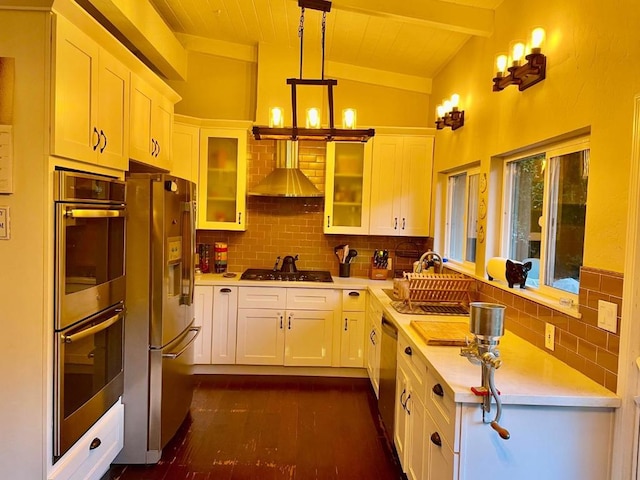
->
[
  {"left": 280, "top": 254, "right": 299, "bottom": 272},
  {"left": 346, "top": 249, "right": 358, "bottom": 263}
]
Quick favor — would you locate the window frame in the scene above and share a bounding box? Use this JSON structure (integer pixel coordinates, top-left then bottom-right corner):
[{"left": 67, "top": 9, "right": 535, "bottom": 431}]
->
[
  {"left": 444, "top": 166, "right": 480, "bottom": 269},
  {"left": 500, "top": 136, "right": 590, "bottom": 300}
]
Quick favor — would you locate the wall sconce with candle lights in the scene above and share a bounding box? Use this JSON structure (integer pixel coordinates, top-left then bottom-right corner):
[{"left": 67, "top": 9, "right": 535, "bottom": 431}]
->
[
  {"left": 493, "top": 27, "right": 547, "bottom": 92},
  {"left": 435, "top": 94, "right": 465, "bottom": 130}
]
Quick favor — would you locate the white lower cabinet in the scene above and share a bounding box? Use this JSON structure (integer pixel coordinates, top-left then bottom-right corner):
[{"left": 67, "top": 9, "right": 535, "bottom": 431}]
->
[
  {"left": 365, "top": 294, "right": 383, "bottom": 397},
  {"left": 193, "top": 285, "right": 238, "bottom": 364},
  {"left": 340, "top": 290, "right": 367, "bottom": 367},
  {"left": 236, "top": 287, "right": 338, "bottom": 367},
  {"left": 48, "top": 401, "right": 124, "bottom": 480}
]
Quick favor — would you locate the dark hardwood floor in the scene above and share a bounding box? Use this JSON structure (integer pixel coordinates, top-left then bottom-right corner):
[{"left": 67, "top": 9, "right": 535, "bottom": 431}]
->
[{"left": 105, "top": 375, "right": 405, "bottom": 480}]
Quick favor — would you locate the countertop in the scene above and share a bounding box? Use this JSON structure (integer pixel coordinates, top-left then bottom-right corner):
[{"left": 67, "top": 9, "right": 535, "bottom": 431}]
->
[{"left": 195, "top": 274, "right": 621, "bottom": 409}]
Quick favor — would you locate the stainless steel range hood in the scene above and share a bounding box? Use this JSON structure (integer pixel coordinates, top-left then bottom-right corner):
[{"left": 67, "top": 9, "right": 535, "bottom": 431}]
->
[{"left": 248, "top": 141, "right": 323, "bottom": 197}]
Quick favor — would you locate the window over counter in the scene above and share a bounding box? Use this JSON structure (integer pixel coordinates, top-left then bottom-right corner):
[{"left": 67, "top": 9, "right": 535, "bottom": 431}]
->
[
  {"left": 445, "top": 167, "right": 480, "bottom": 267},
  {"left": 501, "top": 136, "right": 590, "bottom": 296}
]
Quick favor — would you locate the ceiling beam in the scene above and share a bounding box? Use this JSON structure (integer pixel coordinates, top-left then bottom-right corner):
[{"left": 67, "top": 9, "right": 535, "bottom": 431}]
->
[{"left": 331, "top": 0, "right": 494, "bottom": 37}]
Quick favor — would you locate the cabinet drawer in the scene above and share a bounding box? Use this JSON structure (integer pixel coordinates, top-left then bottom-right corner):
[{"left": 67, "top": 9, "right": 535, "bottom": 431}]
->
[
  {"left": 397, "top": 334, "right": 427, "bottom": 404},
  {"left": 49, "top": 401, "right": 124, "bottom": 480},
  {"left": 425, "top": 368, "right": 458, "bottom": 452},
  {"left": 286, "top": 288, "right": 338, "bottom": 310},
  {"left": 342, "top": 289, "right": 366, "bottom": 311},
  {"left": 424, "top": 408, "right": 458, "bottom": 480},
  {"left": 239, "top": 287, "right": 286, "bottom": 309}
]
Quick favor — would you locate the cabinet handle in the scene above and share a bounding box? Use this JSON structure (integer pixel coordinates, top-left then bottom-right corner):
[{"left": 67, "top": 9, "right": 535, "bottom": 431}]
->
[
  {"left": 370, "top": 330, "right": 376, "bottom": 345},
  {"left": 430, "top": 432, "right": 442, "bottom": 447},
  {"left": 394, "top": 217, "right": 398, "bottom": 230},
  {"left": 405, "top": 394, "right": 411, "bottom": 415},
  {"left": 432, "top": 383, "right": 444, "bottom": 397},
  {"left": 404, "top": 346, "right": 412, "bottom": 356},
  {"left": 238, "top": 212, "right": 242, "bottom": 224},
  {"left": 400, "top": 388, "right": 407, "bottom": 408},
  {"left": 288, "top": 314, "right": 292, "bottom": 329},
  {"left": 344, "top": 318, "right": 348, "bottom": 331},
  {"left": 89, "top": 437, "right": 102, "bottom": 450},
  {"left": 92, "top": 127, "right": 100, "bottom": 151},
  {"left": 327, "top": 215, "right": 330, "bottom": 228},
  {"left": 220, "top": 288, "right": 232, "bottom": 293},
  {"left": 348, "top": 291, "right": 360, "bottom": 297},
  {"left": 156, "top": 140, "right": 161, "bottom": 157},
  {"left": 99, "top": 129, "right": 107, "bottom": 153},
  {"left": 402, "top": 217, "right": 406, "bottom": 230},
  {"left": 280, "top": 314, "right": 283, "bottom": 329},
  {"left": 151, "top": 138, "right": 156, "bottom": 156}
]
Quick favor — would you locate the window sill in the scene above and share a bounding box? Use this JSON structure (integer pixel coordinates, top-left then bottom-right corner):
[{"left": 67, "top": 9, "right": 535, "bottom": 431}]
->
[{"left": 443, "top": 262, "right": 582, "bottom": 319}]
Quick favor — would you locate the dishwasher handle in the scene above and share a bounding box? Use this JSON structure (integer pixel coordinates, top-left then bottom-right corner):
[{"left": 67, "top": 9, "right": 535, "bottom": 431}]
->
[{"left": 381, "top": 316, "right": 398, "bottom": 339}]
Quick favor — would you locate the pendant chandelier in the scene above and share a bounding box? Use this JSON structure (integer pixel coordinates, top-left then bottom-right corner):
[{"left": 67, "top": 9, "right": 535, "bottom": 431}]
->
[{"left": 252, "top": 0, "right": 375, "bottom": 143}]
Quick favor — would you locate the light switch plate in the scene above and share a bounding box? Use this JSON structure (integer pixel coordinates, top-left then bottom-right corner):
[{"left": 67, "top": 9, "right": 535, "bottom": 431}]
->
[
  {"left": 598, "top": 300, "right": 618, "bottom": 333},
  {"left": 545, "top": 323, "right": 555, "bottom": 351},
  {"left": 0, "top": 206, "right": 9, "bottom": 239}
]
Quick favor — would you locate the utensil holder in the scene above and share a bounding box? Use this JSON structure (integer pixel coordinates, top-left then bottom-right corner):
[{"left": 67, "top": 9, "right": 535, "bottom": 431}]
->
[{"left": 339, "top": 263, "right": 351, "bottom": 278}]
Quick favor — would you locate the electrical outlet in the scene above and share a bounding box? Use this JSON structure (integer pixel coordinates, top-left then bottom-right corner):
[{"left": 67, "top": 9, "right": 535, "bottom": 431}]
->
[
  {"left": 545, "top": 323, "right": 555, "bottom": 351},
  {"left": 598, "top": 300, "right": 618, "bottom": 333}
]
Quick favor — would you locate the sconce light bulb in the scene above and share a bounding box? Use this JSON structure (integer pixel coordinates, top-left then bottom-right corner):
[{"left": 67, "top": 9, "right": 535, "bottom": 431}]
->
[
  {"left": 531, "top": 27, "right": 545, "bottom": 50},
  {"left": 443, "top": 100, "right": 453, "bottom": 113},
  {"left": 306, "top": 107, "right": 321, "bottom": 128},
  {"left": 450, "top": 94, "right": 460, "bottom": 109},
  {"left": 270, "top": 107, "right": 284, "bottom": 128},
  {"left": 496, "top": 54, "right": 508, "bottom": 74},
  {"left": 512, "top": 42, "right": 526, "bottom": 64},
  {"left": 342, "top": 108, "right": 356, "bottom": 129},
  {"left": 436, "top": 104, "right": 445, "bottom": 118}
]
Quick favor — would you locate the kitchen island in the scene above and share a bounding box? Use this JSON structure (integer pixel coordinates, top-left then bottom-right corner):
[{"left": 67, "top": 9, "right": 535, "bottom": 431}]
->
[{"left": 196, "top": 273, "right": 620, "bottom": 479}]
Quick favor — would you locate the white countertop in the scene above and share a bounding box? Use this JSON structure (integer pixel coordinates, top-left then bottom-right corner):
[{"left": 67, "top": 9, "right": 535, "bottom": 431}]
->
[{"left": 195, "top": 274, "right": 620, "bottom": 409}]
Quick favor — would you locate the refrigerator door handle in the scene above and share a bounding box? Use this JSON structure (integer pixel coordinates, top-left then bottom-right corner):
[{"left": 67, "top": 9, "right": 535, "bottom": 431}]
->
[
  {"left": 161, "top": 326, "right": 201, "bottom": 359},
  {"left": 180, "top": 199, "right": 196, "bottom": 306}
]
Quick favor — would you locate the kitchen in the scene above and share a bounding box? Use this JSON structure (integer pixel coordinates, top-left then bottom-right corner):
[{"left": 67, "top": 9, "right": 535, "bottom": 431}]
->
[{"left": 1, "top": 0, "right": 639, "bottom": 479}]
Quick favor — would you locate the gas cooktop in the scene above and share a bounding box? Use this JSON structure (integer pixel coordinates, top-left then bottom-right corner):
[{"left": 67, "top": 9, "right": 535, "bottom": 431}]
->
[{"left": 240, "top": 268, "right": 333, "bottom": 282}]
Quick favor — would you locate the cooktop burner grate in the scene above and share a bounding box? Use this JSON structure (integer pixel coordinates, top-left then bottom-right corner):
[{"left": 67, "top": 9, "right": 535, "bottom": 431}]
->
[{"left": 240, "top": 268, "right": 334, "bottom": 282}]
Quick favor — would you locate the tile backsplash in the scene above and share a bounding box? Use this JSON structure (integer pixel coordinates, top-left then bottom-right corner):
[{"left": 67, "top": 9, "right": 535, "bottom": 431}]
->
[{"left": 469, "top": 266, "right": 622, "bottom": 392}]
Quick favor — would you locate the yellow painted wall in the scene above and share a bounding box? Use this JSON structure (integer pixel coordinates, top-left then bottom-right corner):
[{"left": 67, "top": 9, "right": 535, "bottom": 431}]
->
[{"left": 430, "top": 0, "right": 640, "bottom": 273}]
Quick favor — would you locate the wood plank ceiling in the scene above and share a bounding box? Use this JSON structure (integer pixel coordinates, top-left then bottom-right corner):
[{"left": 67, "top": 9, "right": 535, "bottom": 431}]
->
[{"left": 147, "top": 0, "right": 503, "bottom": 80}]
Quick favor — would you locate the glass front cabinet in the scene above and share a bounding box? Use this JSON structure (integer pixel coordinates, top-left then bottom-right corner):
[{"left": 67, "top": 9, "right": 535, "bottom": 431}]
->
[
  {"left": 198, "top": 128, "right": 247, "bottom": 230},
  {"left": 324, "top": 141, "right": 373, "bottom": 234}
]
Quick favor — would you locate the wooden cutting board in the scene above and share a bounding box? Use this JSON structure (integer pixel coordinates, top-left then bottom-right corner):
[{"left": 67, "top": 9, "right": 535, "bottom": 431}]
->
[{"left": 410, "top": 321, "right": 470, "bottom": 346}]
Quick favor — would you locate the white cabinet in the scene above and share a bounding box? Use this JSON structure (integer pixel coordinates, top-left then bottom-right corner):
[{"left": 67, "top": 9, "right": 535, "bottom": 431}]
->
[
  {"left": 52, "top": 15, "right": 129, "bottom": 171},
  {"left": 193, "top": 285, "right": 238, "bottom": 364},
  {"left": 340, "top": 290, "right": 366, "bottom": 367},
  {"left": 369, "top": 135, "right": 434, "bottom": 236},
  {"left": 130, "top": 75, "right": 173, "bottom": 171},
  {"left": 236, "top": 287, "right": 338, "bottom": 367},
  {"left": 365, "top": 294, "right": 383, "bottom": 397},
  {"left": 198, "top": 128, "right": 247, "bottom": 230},
  {"left": 172, "top": 121, "right": 200, "bottom": 184},
  {"left": 324, "top": 142, "right": 373, "bottom": 234}
]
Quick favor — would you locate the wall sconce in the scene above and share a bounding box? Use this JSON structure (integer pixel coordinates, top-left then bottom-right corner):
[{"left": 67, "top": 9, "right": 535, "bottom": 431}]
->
[
  {"left": 342, "top": 108, "right": 357, "bottom": 129},
  {"left": 270, "top": 107, "right": 284, "bottom": 128},
  {"left": 493, "top": 27, "right": 547, "bottom": 92},
  {"left": 435, "top": 94, "right": 465, "bottom": 130}
]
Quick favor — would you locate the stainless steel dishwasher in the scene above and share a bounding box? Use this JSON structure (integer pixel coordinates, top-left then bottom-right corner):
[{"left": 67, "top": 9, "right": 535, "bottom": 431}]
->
[{"left": 378, "top": 314, "right": 398, "bottom": 445}]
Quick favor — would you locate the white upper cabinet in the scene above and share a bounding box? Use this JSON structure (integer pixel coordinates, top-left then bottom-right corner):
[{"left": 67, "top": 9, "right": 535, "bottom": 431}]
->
[
  {"left": 130, "top": 75, "right": 174, "bottom": 171},
  {"left": 369, "top": 135, "right": 434, "bottom": 236},
  {"left": 171, "top": 121, "right": 200, "bottom": 184},
  {"left": 324, "top": 141, "right": 373, "bottom": 234},
  {"left": 52, "top": 15, "right": 129, "bottom": 171}
]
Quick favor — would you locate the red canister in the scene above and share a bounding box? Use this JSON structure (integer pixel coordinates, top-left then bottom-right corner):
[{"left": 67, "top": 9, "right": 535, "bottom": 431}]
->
[{"left": 214, "top": 242, "right": 228, "bottom": 273}]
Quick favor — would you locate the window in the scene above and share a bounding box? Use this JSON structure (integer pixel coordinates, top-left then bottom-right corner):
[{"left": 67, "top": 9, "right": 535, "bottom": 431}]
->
[
  {"left": 502, "top": 138, "right": 589, "bottom": 295},
  {"left": 445, "top": 168, "right": 479, "bottom": 265}
]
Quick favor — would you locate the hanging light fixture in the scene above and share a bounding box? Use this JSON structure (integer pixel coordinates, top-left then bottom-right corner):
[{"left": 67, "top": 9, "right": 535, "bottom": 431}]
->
[{"left": 252, "top": 0, "right": 375, "bottom": 142}]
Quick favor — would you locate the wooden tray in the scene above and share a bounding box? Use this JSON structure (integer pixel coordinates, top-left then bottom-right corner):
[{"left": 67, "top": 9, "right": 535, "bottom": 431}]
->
[{"left": 410, "top": 321, "right": 471, "bottom": 346}]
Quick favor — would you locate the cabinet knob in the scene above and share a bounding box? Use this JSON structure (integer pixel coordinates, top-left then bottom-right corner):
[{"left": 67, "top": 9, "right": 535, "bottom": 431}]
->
[
  {"left": 404, "top": 346, "right": 412, "bottom": 356},
  {"left": 430, "top": 432, "right": 442, "bottom": 447},
  {"left": 348, "top": 291, "right": 360, "bottom": 297},
  {"left": 432, "top": 383, "right": 444, "bottom": 397},
  {"left": 220, "top": 288, "right": 232, "bottom": 293},
  {"left": 89, "top": 437, "right": 102, "bottom": 450}
]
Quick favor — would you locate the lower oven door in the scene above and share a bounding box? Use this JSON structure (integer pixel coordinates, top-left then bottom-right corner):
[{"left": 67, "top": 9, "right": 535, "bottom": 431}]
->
[{"left": 54, "top": 303, "right": 125, "bottom": 459}]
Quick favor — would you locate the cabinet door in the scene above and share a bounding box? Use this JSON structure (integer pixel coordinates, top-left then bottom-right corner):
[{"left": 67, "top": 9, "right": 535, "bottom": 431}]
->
[
  {"left": 365, "top": 317, "right": 380, "bottom": 397},
  {"left": 394, "top": 366, "right": 410, "bottom": 469},
  {"left": 407, "top": 395, "right": 426, "bottom": 480},
  {"left": 369, "top": 136, "right": 404, "bottom": 235},
  {"left": 236, "top": 308, "right": 284, "bottom": 365},
  {"left": 172, "top": 122, "right": 200, "bottom": 184},
  {"left": 193, "top": 286, "right": 213, "bottom": 364},
  {"left": 400, "top": 136, "right": 433, "bottom": 236},
  {"left": 96, "top": 49, "right": 129, "bottom": 170},
  {"left": 153, "top": 95, "right": 173, "bottom": 171},
  {"left": 129, "top": 75, "right": 154, "bottom": 163},
  {"left": 52, "top": 16, "right": 99, "bottom": 163},
  {"left": 284, "top": 310, "right": 333, "bottom": 367},
  {"left": 324, "top": 141, "right": 372, "bottom": 234},
  {"left": 198, "top": 128, "right": 247, "bottom": 230},
  {"left": 424, "top": 409, "right": 457, "bottom": 480},
  {"left": 340, "top": 311, "right": 365, "bottom": 367},
  {"left": 211, "top": 286, "right": 238, "bottom": 364}
]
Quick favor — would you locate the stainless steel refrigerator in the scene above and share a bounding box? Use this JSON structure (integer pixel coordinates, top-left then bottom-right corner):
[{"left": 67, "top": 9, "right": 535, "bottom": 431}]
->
[{"left": 115, "top": 173, "right": 199, "bottom": 464}]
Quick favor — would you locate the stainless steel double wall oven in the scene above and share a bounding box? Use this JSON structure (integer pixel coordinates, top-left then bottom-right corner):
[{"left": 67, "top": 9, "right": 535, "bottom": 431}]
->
[{"left": 53, "top": 170, "right": 126, "bottom": 459}]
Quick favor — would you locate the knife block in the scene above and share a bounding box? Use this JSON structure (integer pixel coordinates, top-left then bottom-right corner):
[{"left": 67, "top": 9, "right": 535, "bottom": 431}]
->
[{"left": 369, "top": 258, "right": 389, "bottom": 280}]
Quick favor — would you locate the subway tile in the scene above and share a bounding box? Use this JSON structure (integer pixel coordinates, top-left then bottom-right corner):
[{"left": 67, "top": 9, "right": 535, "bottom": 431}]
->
[
  {"left": 585, "top": 325, "right": 608, "bottom": 349},
  {"left": 577, "top": 339, "right": 597, "bottom": 362},
  {"left": 579, "top": 270, "right": 601, "bottom": 291},
  {"left": 567, "top": 318, "right": 586, "bottom": 338},
  {"left": 604, "top": 371, "right": 618, "bottom": 392},
  {"left": 558, "top": 330, "right": 578, "bottom": 352},
  {"left": 580, "top": 306, "right": 598, "bottom": 328},
  {"left": 586, "top": 290, "right": 609, "bottom": 310},
  {"left": 596, "top": 349, "right": 619, "bottom": 373},
  {"left": 601, "top": 275, "right": 624, "bottom": 297},
  {"left": 583, "top": 360, "right": 606, "bottom": 385},
  {"left": 608, "top": 333, "right": 620, "bottom": 353}
]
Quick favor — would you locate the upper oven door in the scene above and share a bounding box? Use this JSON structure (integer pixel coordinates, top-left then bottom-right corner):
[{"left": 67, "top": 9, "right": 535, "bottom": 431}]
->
[{"left": 55, "top": 202, "right": 126, "bottom": 330}]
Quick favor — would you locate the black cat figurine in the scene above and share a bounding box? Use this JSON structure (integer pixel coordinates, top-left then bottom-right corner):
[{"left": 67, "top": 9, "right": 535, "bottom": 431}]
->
[{"left": 486, "top": 257, "right": 533, "bottom": 289}]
